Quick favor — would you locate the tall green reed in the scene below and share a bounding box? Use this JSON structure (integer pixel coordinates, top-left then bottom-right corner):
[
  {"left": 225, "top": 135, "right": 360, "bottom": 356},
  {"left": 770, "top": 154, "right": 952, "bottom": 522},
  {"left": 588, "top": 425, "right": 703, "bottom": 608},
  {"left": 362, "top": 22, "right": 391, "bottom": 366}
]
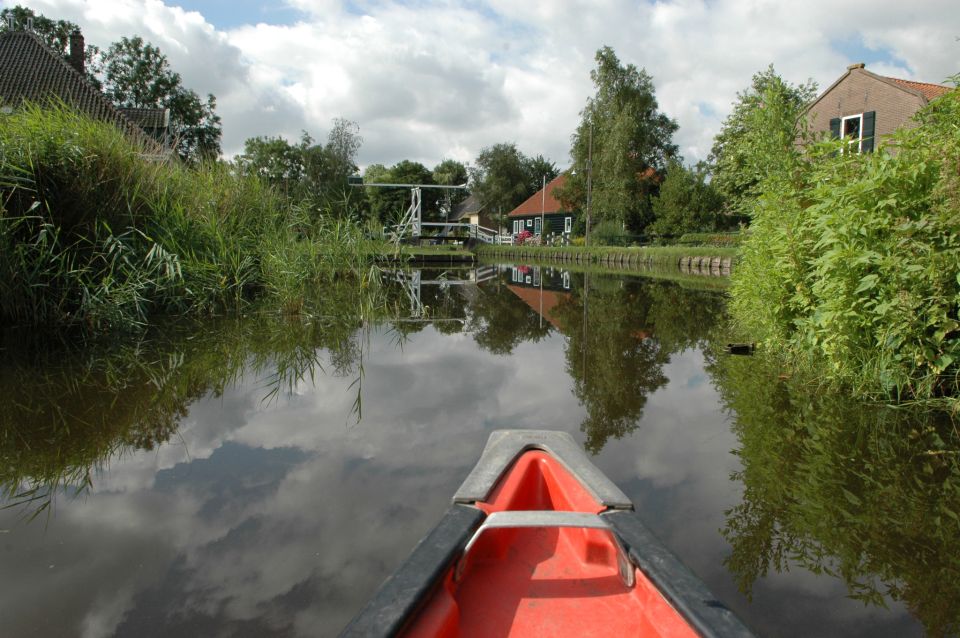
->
[{"left": 0, "top": 103, "right": 383, "bottom": 331}]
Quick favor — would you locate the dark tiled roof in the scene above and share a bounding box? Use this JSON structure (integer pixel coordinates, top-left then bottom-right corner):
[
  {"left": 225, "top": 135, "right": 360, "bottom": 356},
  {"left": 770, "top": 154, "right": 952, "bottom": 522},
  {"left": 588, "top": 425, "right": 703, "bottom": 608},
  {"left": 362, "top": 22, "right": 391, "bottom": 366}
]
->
[
  {"left": 453, "top": 193, "right": 482, "bottom": 220},
  {"left": 118, "top": 107, "right": 169, "bottom": 129},
  {"left": 508, "top": 174, "right": 569, "bottom": 218},
  {"left": 0, "top": 30, "right": 150, "bottom": 145},
  {"left": 884, "top": 76, "right": 951, "bottom": 101}
]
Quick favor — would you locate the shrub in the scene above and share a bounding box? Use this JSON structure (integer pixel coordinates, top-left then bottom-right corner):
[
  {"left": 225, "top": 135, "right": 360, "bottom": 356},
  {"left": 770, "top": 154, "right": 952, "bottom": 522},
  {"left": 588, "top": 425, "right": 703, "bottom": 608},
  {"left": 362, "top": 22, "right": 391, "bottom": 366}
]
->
[
  {"left": 730, "top": 83, "right": 960, "bottom": 402},
  {"left": 590, "top": 220, "right": 631, "bottom": 246}
]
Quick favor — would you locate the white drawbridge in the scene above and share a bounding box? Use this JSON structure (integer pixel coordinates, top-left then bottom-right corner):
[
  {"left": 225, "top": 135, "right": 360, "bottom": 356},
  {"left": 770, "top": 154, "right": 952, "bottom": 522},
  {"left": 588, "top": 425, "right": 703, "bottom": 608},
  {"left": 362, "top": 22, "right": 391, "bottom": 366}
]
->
[{"left": 353, "top": 181, "right": 510, "bottom": 246}]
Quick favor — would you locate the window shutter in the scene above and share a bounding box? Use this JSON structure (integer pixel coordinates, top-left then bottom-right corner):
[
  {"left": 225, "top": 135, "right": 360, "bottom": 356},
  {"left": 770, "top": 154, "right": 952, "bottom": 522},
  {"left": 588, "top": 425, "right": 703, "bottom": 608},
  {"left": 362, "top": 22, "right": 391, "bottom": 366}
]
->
[
  {"left": 829, "top": 117, "right": 841, "bottom": 139},
  {"left": 861, "top": 111, "right": 876, "bottom": 152}
]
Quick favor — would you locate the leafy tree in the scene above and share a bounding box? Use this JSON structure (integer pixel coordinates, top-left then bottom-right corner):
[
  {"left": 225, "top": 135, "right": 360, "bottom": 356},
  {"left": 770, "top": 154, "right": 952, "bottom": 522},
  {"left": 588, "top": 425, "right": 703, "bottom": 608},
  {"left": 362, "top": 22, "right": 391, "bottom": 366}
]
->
[
  {"left": 363, "top": 160, "right": 438, "bottom": 224},
  {"left": 523, "top": 154, "right": 560, "bottom": 195},
  {"left": 469, "top": 143, "right": 556, "bottom": 232},
  {"left": 649, "top": 160, "right": 724, "bottom": 236},
  {"left": 235, "top": 134, "right": 305, "bottom": 195},
  {"left": 432, "top": 158, "right": 469, "bottom": 220},
  {"left": 558, "top": 46, "right": 678, "bottom": 234},
  {"left": 301, "top": 118, "right": 363, "bottom": 216},
  {"left": 0, "top": 5, "right": 100, "bottom": 86},
  {"left": 709, "top": 65, "right": 817, "bottom": 215},
  {"left": 100, "top": 36, "right": 222, "bottom": 162},
  {"left": 469, "top": 143, "right": 530, "bottom": 217},
  {"left": 236, "top": 120, "right": 363, "bottom": 218}
]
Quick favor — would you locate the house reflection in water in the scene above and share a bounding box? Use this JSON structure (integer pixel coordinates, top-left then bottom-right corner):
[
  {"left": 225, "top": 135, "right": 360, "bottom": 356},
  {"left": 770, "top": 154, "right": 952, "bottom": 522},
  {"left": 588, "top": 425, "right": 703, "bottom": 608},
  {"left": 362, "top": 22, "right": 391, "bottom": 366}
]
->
[{"left": 505, "top": 264, "right": 573, "bottom": 331}]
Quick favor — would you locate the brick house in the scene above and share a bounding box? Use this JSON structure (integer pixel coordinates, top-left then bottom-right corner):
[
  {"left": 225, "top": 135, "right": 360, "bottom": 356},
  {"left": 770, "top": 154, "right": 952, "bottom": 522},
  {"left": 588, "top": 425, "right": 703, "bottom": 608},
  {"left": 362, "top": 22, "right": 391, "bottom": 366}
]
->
[
  {"left": 805, "top": 63, "right": 950, "bottom": 152},
  {"left": 0, "top": 27, "right": 168, "bottom": 153},
  {"left": 507, "top": 174, "right": 575, "bottom": 239}
]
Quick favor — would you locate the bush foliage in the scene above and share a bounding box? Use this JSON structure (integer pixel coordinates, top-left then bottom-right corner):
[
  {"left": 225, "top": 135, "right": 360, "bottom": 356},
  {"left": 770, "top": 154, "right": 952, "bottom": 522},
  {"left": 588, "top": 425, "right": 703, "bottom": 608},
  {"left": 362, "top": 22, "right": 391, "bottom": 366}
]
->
[{"left": 731, "top": 82, "right": 960, "bottom": 402}]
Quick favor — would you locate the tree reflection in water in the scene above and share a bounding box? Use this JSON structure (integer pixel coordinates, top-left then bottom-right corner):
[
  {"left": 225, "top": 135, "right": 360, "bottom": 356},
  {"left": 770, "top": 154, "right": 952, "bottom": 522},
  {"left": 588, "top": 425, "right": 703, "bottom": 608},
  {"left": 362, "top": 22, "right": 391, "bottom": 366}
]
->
[
  {"left": 468, "top": 265, "right": 727, "bottom": 453},
  {"left": 710, "top": 352, "right": 960, "bottom": 636},
  {"left": 0, "top": 280, "right": 382, "bottom": 519}
]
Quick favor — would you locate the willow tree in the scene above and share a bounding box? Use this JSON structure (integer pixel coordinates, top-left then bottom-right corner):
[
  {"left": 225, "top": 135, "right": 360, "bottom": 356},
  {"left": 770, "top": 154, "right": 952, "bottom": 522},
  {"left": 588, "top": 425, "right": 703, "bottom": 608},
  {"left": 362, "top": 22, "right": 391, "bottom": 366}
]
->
[{"left": 559, "top": 46, "right": 678, "bottom": 235}]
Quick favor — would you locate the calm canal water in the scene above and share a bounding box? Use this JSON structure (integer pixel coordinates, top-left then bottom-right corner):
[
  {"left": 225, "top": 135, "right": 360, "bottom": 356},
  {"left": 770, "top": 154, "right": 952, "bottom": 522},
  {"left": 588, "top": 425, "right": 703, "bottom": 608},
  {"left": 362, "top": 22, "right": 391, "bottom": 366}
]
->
[{"left": 1, "top": 265, "right": 956, "bottom": 637}]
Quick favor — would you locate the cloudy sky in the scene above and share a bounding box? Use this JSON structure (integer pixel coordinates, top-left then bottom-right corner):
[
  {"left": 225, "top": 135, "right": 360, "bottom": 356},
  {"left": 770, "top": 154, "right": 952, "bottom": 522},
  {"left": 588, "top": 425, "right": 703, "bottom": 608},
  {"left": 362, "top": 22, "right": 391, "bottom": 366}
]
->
[{"left": 6, "top": 0, "right": 958, "bottom": 170}]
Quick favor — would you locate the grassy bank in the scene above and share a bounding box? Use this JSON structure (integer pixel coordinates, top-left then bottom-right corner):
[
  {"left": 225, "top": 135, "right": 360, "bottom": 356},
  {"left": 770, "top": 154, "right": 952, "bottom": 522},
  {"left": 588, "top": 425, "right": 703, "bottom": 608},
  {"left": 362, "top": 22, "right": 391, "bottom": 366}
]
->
[
  {"left": 477, "top": 243, "right": 738, "bottom": 268},
  {"left": 731, "top": 83, "right": 960, "bottom": 405},
  {"left": 0, "top": 104, "right": 383, "bottom": 331}
]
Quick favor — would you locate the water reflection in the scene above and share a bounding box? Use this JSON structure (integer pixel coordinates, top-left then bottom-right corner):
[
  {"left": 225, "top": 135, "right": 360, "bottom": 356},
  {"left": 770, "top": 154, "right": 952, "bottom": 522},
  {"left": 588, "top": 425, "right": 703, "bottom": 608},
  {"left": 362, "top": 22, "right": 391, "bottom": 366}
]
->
[
  {"left": 0, "top": 265, "right": 947, "bottom": 636},
  {"left": 711, "top": 352, "right": 960, "bottom": 636}
]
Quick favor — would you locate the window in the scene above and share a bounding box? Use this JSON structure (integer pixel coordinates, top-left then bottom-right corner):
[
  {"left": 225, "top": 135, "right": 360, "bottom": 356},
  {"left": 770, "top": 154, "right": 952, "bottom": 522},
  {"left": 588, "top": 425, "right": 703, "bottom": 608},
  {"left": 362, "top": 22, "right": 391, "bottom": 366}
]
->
[
  {"left": 526, "top": 219, "right": 532, "bottom": 227},
  {"left": 564, "top": 217, "right": 572, "bottom": 233},
  {"left": 533, "top": 269, "right": 540, "bottom": 287},
  {"left": 513, "top": 220, "right": 519, "bottom": 234},
  {"left": 562, "top": 271, "right": 570, "bottom": 289},
  {"left": 842, "top": 114, "right": 862, "bottom": 152},
  {"left": 534, "top": 217, "right": 542, "bottom": 235},
  {"left": 830, "top": 111, "right": 875, "bottom": 153}
]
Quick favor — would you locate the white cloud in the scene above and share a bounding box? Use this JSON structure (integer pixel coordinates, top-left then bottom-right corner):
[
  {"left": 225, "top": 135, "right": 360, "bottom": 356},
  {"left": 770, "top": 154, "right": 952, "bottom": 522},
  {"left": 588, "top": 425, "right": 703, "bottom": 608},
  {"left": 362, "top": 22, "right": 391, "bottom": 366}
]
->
[{"left": 5, "top": 0, "right": 957, "bottom": 166}]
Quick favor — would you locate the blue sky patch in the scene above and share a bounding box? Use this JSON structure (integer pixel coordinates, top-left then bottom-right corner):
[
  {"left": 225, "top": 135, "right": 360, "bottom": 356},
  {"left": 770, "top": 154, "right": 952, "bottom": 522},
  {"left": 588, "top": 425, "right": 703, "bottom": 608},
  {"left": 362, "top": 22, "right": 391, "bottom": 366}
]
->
[
  {"left": 171, "top": 1, "right": 305, "bottom": 30},
  {"left": 831, "top": 36, "right": 908, "bottom": 74}
]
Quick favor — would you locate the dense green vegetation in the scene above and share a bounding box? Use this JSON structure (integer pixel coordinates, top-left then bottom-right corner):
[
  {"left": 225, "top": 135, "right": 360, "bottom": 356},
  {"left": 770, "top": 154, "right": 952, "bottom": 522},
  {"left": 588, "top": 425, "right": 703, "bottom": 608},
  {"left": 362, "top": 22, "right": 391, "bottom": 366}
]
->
[
  {"left": 0, "top": 104, "right": 380, "bottom": 331},
  {"left": 709, "top": 65, "right": 818, "bottom": 216},
  {"left": 730, "top": 79, "right": 960, "bottom": 404},
  {"left": 649, "top": 159, "right": 725, "bottom": 236}
]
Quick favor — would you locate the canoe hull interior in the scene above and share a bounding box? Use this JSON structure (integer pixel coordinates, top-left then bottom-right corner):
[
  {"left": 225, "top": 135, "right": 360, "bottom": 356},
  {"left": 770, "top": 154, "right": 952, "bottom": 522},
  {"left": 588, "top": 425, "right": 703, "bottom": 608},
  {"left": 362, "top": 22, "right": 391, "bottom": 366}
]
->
[
  {"left": 403, "top": 451, "right": 697, "bottom": 637},
  {"left": 340, "top": 430, "right": 754, "bottom": 638}
]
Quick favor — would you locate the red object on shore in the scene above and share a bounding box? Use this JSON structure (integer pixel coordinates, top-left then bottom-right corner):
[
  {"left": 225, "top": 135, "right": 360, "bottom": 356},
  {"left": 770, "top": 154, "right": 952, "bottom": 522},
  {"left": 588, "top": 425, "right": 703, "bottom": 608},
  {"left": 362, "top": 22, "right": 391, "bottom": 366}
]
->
[{"left": 341, "top": 430, "right": 754, "bottom": 638}]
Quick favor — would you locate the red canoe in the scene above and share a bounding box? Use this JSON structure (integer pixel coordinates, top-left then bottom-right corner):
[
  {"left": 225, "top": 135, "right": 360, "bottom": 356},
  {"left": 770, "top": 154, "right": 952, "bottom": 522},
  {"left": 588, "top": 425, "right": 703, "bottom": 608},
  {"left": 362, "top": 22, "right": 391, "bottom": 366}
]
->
[{"left": 342, "top": 430, "right": 753, "bottom": 637}]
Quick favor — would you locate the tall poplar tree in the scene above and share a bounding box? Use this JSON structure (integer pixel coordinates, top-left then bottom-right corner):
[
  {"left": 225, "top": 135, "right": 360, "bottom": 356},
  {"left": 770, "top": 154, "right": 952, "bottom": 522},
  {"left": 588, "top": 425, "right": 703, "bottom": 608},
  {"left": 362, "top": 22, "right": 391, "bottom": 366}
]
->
[{"left": 558, "top": 46, "right": 678, "bottom": 234}]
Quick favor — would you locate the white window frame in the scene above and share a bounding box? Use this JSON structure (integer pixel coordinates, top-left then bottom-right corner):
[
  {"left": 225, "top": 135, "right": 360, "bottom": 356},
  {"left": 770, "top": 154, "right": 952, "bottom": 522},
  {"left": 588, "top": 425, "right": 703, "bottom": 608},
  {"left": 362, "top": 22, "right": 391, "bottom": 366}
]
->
[
  {"left": 513, "top": 220, "right": 519, "bottom": 234},
  {"left": 562, "top": 271, "right": 570, "bottom": 289},
  {"left": 534, "top": 217, "right": 542, "bottom": 235},
  {"left": 841, "top": 113, "right": 864, "bottom": 153},
  {"left": 564, "top": 216, "right": 572, "bottom": 233},
  {"left": 526, "top": 219, "right": 532, "bottom": 228}
]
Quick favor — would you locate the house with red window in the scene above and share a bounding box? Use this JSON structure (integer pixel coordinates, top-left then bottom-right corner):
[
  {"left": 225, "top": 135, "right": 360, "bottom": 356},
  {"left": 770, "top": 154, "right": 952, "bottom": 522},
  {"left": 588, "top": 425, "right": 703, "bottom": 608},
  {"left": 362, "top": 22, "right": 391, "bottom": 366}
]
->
[
  {"left": 507, "top": 174, "right": 575, "bottom": 239},
  {"left": 805, "top": 63, "right": 950, "bottom": 152}
]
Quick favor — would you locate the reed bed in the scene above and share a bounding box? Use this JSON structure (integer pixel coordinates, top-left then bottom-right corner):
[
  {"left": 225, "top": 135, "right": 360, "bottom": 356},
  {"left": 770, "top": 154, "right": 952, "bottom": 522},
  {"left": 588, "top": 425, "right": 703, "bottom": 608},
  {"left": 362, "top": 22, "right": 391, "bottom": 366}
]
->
[{"left": 0, "top": 103, "right": 382, "bottom": 331}]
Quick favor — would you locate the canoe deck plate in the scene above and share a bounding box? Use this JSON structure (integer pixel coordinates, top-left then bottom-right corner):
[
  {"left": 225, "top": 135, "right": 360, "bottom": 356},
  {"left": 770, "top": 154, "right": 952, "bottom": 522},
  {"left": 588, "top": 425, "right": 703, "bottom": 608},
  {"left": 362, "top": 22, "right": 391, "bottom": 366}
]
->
[{"left": 453, "top": 429, "right": 633, "bottom": 509}]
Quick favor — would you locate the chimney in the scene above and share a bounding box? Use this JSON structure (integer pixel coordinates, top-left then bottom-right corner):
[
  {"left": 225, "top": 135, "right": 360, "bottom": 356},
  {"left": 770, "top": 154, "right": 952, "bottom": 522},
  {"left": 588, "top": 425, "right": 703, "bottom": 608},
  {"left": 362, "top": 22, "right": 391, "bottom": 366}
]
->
[
  {"left": 68, "top": 29, "right": 84, "bottom": 74},
  {"left": 847, "top": 62, "right": 865, "bottom": 70}
]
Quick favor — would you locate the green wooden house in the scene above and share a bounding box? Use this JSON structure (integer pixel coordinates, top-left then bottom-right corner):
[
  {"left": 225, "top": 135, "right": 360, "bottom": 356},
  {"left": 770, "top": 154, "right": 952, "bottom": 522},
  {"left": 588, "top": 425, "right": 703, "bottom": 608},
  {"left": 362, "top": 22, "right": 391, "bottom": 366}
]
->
[{"left": 507, "top": 174, "right": 575, "bottom": 239}]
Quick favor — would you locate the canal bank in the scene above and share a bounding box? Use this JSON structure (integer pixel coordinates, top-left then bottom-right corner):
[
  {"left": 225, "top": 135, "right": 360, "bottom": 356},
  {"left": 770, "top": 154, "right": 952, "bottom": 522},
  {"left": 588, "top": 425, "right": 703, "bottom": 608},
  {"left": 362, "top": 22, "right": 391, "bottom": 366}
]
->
[{"left": 477, "top": 244, "right": 737, "bottom": 274}]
